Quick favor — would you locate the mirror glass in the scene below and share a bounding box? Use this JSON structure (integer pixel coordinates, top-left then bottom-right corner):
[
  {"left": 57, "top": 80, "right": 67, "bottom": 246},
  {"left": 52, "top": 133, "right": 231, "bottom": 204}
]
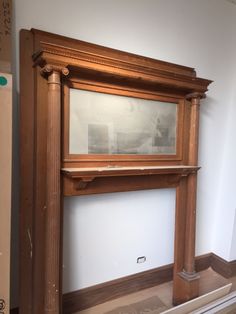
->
[{"left": 69, "top": 88, "right": 177, "bottom": 155}]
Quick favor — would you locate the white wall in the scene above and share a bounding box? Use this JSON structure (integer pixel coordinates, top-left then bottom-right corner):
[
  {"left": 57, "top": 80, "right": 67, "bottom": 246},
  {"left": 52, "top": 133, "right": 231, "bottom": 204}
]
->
[
  {"left": 63, "top": 190, "right": 175, "bottom": 292},
  {"left": 14, "top": 0, "right": 236, "bottom": 297},
  {"left": 212, "top": 65, "right": 236, "bottom": 260}
]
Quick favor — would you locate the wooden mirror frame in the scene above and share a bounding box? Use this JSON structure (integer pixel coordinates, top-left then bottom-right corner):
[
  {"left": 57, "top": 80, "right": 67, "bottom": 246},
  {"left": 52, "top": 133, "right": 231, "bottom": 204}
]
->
[
  {"left": 63, "top": 82, "right": 182, "bottom": 163},
  {"left": 20, "top": 28, "right": 212, "bottom": 314}
]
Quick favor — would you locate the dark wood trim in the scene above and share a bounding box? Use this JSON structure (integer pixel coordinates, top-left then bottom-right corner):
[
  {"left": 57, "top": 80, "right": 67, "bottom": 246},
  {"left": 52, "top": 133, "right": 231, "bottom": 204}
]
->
[
  {"left": 230, "top": 259, "right": 236, "bottom": 277},
  {"left": 14, "top": 252, "right": 233, "bottom": 313},
  {"left": 211, "top": 253, "right": 236, "bottom": 278},
  {"left": 62, "top": 253, "right": 212, "bottom": 313},
  {"left": 195, "top": 253, "right": 212, "bottom": 272},
  {"left": 19, "top": 29, "right": 35, "bottom": 314},
  {"left": 62, "top": 263, "right": 173, "bottom": 313},
  {"left": 211, "top": 253, "right": 231, "bottom": 278}
]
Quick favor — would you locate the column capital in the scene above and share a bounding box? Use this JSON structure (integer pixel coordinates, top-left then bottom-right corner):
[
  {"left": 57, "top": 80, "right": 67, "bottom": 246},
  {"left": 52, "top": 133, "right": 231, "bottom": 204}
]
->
[
  {"left": 186, "top": 92, "right": 206, "bottom": 105},
  {"left": 41, "top": 64, "right": 69, "bottom": 77}
]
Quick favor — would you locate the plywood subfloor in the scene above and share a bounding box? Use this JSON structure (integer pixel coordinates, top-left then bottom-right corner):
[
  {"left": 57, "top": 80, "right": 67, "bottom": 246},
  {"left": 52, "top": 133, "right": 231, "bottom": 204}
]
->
[{"left": 75, "top": 268, "right": 236, "bottom": 314}]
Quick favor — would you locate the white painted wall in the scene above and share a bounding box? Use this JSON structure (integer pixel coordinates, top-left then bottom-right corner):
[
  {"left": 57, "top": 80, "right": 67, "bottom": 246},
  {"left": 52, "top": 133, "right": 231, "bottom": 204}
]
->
[
  {"left": 63, "top": 190, "right": 175, "bottom": 292},
  {"left": 13, "top": 0, "right": 236, "bottom": 298},
  {"left": 212, "top": 66, "right": 236, "bottom": 260},
  {"left": 230, "top": 210, "right": 236, "bottom": 260}
]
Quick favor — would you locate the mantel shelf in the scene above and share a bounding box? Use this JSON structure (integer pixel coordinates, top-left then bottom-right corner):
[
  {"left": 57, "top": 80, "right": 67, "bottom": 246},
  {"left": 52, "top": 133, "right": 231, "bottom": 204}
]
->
[
  {"left": 61, "top": 165, "right": 200, "bottom": 196},
  {"left": 62, "top": 165, "right": 200, "bottom": 179}
]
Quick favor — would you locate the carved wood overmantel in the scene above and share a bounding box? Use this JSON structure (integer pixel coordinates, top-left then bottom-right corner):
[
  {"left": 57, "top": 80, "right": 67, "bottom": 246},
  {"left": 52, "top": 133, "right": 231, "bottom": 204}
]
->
[{"left": 20, "top": 29, "right": 212, "bottom": 314}]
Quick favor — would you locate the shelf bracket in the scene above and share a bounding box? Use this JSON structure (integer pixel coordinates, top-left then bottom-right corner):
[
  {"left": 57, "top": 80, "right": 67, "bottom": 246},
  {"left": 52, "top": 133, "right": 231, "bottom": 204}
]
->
[{"left": 74, "top": 177, "right": 95, "bottom": 190}]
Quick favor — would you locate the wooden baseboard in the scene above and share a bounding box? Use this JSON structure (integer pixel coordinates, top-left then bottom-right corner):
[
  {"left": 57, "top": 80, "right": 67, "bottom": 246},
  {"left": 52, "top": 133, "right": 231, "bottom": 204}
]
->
[
  {"left": 195, "top": 253, "right": 212, "bottom": 272},
  {"left": 211, "top": 253, "right": 236, "bottom": 278},
  {"left": 63, "top": 263, "right": 173, "bottom": 313},
  {"left": 13, "top": 253, "right": 235, "bottom": 313},
  {"left": 230, "top": 259, "right": 236, "bottom": 276},
  {"left": 63, "top": 253, "right": 212, "bottom": 313},
  {"left": 10, "top": 308, "right": 19, "bottom": 314}
]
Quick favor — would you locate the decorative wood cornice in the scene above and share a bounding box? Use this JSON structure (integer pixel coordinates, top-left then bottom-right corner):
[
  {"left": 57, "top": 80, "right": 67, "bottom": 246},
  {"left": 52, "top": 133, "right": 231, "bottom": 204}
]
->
[
  {"left": 31, "top": 29, "right": 195, "bottom": 74},
  {"left": 32, "top": 40, "right": 212, "bottom": 95}
]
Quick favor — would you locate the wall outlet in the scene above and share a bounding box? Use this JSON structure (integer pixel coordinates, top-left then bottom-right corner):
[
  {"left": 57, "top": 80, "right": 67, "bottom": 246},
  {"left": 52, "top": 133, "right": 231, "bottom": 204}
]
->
[{"left": 137, "top": 256, "right": 146, "bottom": 263}]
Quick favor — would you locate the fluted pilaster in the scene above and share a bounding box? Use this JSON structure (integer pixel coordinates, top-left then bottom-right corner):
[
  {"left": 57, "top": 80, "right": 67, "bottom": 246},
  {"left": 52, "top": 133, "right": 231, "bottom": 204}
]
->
[{"left": 42, "top": 64, "right": 69, "bottom": 313}]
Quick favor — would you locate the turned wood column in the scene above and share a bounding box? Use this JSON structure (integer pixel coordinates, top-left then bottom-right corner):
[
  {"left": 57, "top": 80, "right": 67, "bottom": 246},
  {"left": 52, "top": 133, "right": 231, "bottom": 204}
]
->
[
  {"left": 41, "top": 64, "right": 69, "bottom": 313},
  {"left": 183, "top": 93, "right": 204, "bottom": 275},
  {"left": 173, "top": 92, "right": 204, "bottom": 305}
]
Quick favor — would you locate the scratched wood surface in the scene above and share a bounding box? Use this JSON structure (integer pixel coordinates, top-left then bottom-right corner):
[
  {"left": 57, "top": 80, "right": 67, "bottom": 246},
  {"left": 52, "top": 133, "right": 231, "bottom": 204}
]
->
[
  {"left": 0, "top": 72, "right": 12, "bottom": 314},
  {"left": 0, "top": 0, "right": 12, "bottom": 73}
]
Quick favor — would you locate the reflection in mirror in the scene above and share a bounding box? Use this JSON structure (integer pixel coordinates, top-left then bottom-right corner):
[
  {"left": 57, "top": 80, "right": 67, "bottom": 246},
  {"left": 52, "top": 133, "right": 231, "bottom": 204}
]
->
[{"left": 69, "top": 89, "right": 177, "bottom": 155}]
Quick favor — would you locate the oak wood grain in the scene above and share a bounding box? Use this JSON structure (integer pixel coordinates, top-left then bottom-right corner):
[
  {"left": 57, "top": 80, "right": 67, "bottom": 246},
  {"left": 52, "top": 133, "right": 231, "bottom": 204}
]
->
[{"left": 20, "top": 28, "right": 212, "bottom": 313}]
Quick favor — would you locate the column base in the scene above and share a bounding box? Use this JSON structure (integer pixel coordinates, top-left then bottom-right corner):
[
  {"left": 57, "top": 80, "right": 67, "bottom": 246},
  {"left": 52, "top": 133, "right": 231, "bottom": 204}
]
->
[{"left": 173, "top": 271, "right": 200, "bottom": 305}]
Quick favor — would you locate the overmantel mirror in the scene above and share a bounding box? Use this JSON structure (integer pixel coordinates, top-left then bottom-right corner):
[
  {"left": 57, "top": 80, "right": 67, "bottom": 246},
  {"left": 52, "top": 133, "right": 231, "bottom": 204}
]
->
[
  {"left": 20, "top": 28, "right": 212, "bottom": 314},
  {"left": 68, "top": 89, "right": 178, "bottom": 156}
]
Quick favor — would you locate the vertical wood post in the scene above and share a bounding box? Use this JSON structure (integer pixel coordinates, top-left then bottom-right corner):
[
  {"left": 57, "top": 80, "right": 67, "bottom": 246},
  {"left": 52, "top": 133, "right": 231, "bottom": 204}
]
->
[
  {"left": 184, "top": 173, "right": 198, "bottom": 274},
  {"left": 184, "top": 93, "right": 203, "bottom": 275},
  {"left": 41, "top": 64, "right": 68, "bottom": 313},
  {"left": 173, "top": 93, "right": 204, "bottom": 305}
]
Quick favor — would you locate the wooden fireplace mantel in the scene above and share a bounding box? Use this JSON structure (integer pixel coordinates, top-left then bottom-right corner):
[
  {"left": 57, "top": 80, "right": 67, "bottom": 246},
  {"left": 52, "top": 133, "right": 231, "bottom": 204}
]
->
[
  {"left": 20, "top": 28, "right": 212, "bottom": 314},
  {"left": 62, "top": 165, "right": 200, "bottom": 195}
]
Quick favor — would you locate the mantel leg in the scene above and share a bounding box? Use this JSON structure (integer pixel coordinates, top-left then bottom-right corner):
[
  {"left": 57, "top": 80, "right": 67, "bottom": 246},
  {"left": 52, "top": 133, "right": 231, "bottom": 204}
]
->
[
  {"left": 42, "top": 66, "right": 69, "bottom": 313},
  {"left": 44, "top": 69, "right": 62, "bottom": 313},
  {"left": 42, "top": 65, "right": 69, "bottom": 314},
  {"left": 184, "top": 173, "right": 198, "bottom": 275},
  {"left": 173, "top": 176, "right": 200, "bottom": 305},
  {"left": 173, "top": 94, "right": 202, "bottom": 305}
]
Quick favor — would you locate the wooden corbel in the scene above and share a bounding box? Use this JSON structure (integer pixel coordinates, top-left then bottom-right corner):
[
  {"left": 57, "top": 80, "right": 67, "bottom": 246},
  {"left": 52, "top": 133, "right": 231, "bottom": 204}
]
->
[{"left": 74, "top": 177, "right": 95, "bottom": 190}]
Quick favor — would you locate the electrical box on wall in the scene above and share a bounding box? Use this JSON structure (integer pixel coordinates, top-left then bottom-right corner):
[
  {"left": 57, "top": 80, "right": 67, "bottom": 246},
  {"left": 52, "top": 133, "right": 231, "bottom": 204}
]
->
[{"left": 137, "top": 256, "right": 147, "bottom": 264}]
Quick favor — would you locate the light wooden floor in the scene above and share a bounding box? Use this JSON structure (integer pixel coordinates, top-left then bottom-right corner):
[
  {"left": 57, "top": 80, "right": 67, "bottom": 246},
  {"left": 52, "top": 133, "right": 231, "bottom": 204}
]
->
[{"left": 76, "top": 268, "right": 236, "bottom": 314}]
